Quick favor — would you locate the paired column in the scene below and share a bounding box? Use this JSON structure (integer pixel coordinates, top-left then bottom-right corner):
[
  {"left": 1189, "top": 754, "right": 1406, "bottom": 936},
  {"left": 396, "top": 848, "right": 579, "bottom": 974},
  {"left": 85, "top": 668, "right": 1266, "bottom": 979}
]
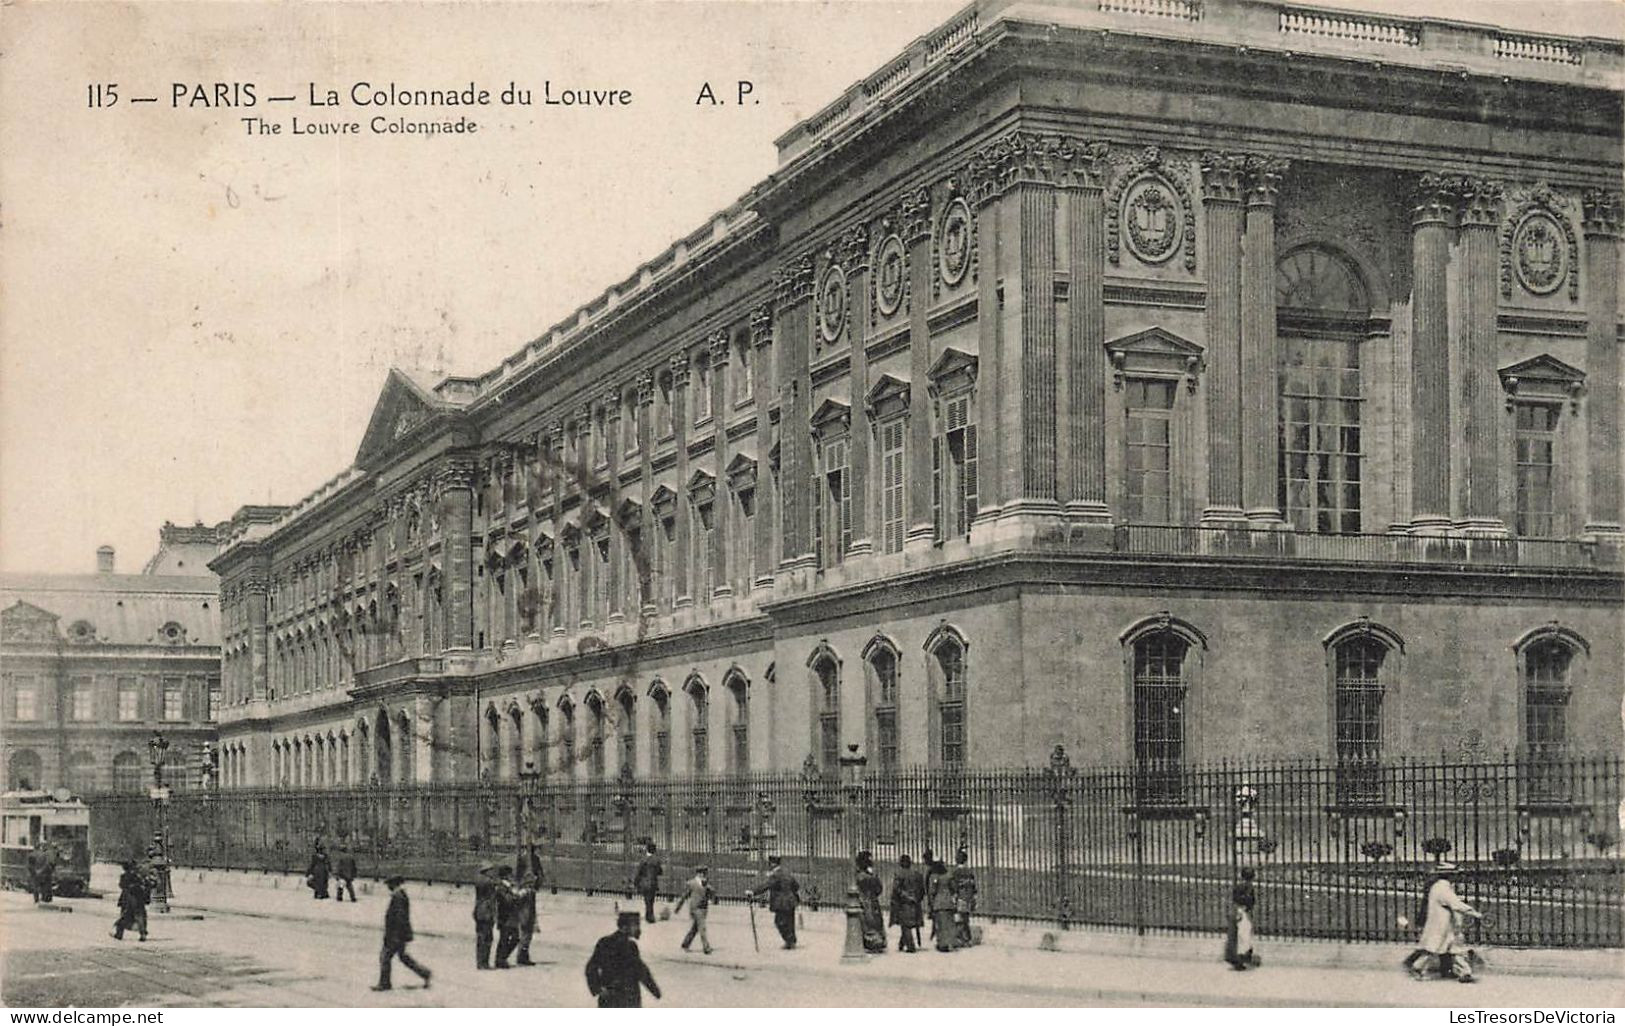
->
[
  {"left": 244, "top": 566, "right": 269, "bottom": 700},
  {"left": 1200, "top": 152, "right": 1246, "bottom": 524},
  {"left": 1241, "top": 158, "right": 1287, "bottom": 524},
  {"left": 775, "top": 256, "right": 815, "bottom": 571},
  {"left": 1409, "top": 174, "right": 1455, "bottom": 532},
  {"left": 576, "top": 404, "right": 595, "bottom": 628},
  {"left": 1583, "top": 190, "right": 1623, "bottom": 537},
  {"left": 671, "top": 354, "right": 693, "bottom": 606},
  {"left": 971, "top": 178, "right": 1003, "bottom": 536},
  {"left": 605, "top": 391, "right": 626, "bottom": 622},
  {"left": 636, "top": 373, "right": 657, "bottom": 616},
  {"left": 1457, "top": 178, "right": 1506, "bottom": 535},
  {"left": 710, "top": 331, "right": 734, "bottom": 594},
  {"left": 750, "top": 306, "right": 776, "bottom": 591},
  {"left": 844, "top": 225, "right": 875, "bottom": 556},
  {"left": 548, "top": 423, "right": 567, "bottom": 637},
  {"left": 437, "top": 453, "right": 476, "bottom": 650},
  {"left": 1062, "top": 141, "right": 1111, "bottom": 525},
  {"left": 902, "top": 192, "right": 937, "bottom": 550}
]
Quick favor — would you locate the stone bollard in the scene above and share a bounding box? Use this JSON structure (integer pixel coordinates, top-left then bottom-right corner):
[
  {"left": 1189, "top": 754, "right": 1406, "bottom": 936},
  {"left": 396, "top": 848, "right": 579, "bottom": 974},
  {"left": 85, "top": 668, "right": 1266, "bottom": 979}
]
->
[{"left": 841, "top": 885, "right": 868, "bottom": 961}]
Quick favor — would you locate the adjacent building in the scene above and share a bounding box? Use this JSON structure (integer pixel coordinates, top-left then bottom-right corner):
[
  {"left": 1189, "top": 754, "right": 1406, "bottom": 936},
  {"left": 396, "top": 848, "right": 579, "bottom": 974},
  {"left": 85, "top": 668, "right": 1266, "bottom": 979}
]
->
[
  {"left": 211, "top": 0, "right": 1623, "bottom": 797},
  {"left": 1, "top": 526, "right": 227, "bottom": 793}
]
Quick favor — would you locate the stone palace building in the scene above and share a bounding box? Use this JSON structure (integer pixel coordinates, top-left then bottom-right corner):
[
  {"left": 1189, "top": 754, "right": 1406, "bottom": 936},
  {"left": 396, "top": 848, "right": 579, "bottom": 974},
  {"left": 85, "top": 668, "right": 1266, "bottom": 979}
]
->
[
  {"left": 211, "top": 0, "right": 1623, "bottom": 794},
  {"left": 2, "top": 525, "right": 225, "bottom": 793}
]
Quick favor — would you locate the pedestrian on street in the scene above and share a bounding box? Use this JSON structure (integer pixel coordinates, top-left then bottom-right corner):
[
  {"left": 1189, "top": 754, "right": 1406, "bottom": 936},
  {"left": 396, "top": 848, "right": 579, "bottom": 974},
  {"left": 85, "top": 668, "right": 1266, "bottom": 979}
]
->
[
  {"left": 1410, "top": 862, "right": 1482, "bottom": 983},
  {"left": 493, "top": 865, "right": 533, "bottom": 969},
  {"left": 514, "top": 843, "right": 543, "bottom": 966},
  {"left": 748, "top": 854, "right": 801, "bottom": 949},
  {"left": 1224, "top": 867, "right": 1260, "bottom": 970},
  {"left": 585, "top": 910, "right": 662, "bottom": 1007},
  {"left": 111, "top": 860, "right": 149, "bottom": 942},
  {"left": 473, "top": 862, "right": 500, "bottom": 969},
  {"left": 307, "top": 838, "right": 331, "bottom": 900},
  {"left": 948, "top": 847, "right": 978, "bottom": 949},
  {"left": 633, "top": 843, "right": 663, "bottom": 924},
  {"left": 373, "top": 875, "right": 431, "bottom": 991},
  {"left": 888, "top": 853, "right": 925, "bottom": 953},
  {"left": 927, "top": 854, "right": 956, "bottom": 952},
  {"left": 855, "top": 850, "right": 887, "bottom": 953},
  {"left": 28, "top": 840, "right": 54, "bottom": 904},
  {"left": 334, "top": 847, "right": 358, "bottom": 902},
  {"left": 672, "top": 865, "right": 715, "bottom": 954}
]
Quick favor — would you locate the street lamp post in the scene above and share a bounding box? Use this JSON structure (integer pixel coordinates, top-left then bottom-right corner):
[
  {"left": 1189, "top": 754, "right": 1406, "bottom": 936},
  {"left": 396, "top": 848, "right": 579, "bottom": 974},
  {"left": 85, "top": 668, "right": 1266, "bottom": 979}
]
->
[{"left": 146, "top": 731, "right": 173, "bottom": 913}]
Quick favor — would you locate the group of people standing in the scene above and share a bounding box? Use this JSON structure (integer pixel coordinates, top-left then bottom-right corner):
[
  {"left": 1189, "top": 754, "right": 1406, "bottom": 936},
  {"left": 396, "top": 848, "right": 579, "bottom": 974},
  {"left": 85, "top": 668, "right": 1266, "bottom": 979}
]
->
[
  {"left": 305, "top": 840, "right": 359, "bottom": 902},
  {"left": 855, "top": 848, "right": 978, "bottom": 954}
]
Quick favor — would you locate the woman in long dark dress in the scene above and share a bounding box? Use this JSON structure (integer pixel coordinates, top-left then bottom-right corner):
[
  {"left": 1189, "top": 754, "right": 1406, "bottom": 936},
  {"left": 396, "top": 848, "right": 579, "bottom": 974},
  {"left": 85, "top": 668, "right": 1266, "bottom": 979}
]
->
[
  {"left": 1223, "top": 868, "right": 1259, "bottom": 970},
  {"left": 926, "top": 856, "right": 956, "bottom": 952},
  {"left": 855, "top": 850, "right": 887, "bottom": 953}
]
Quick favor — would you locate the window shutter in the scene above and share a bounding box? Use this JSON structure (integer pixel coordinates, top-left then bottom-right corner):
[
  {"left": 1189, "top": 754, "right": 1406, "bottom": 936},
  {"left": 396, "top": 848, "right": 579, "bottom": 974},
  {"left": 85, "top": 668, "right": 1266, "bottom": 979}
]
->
[
  {"left": 963, "top": 422, "right": 978, "bottom": 536},
  {"left": 932, "top": 434, "right": 943, "bottom": 544},
  {"left": 812, "top": 458, "right": 824, "bottom": 569},
  {"left": 840, "top": 442, "right": 853, "bottom": 560}
]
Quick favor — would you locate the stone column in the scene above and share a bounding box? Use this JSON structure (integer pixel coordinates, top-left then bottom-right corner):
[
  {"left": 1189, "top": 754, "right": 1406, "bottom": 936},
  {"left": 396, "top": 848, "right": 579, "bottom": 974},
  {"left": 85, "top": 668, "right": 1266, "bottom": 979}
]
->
[
  {"left": 413, "top": 695, "right": 435, "bottom": 784},
  {"left": 549, "top": 423, "right": 567, "bottom": 637},
  {"left": 1410, "top": 173, "right": 1455, "bottom": 532},
  {"left": 605, "top": 391, "right": 626, "bottom": 624},
  {"left": 775, "top": 255, "right": 815, "bottom": 570},
  {"left": 892, "top": 193, "right": 934, "bottom": 551},
  {"left": 842, "top": 225, "right": 875, "bottom": 556},
  {"left": 1583, "top": 190, "right": 1623, "bottom": 537},
  {"left": 750, "top": 306, "right": 775, "bottom": 591},
  {"left": 576, "top": 404, "right": 595, "bottom": 629},
  {"left": 1457, "top": 178, "right": 1507, "bottom": 535},
  {"left": 1242, "top": 158, "right": 1287, "bottom": 524},
  {"left": 710, "top": 331, "right": 734, "bottom": 596},
  {"left": 671, "top": 354, "right": 693, "bottom": 607},
  {"left": 1200, "top": 151, "right": 1246, "bottom": 524},
  {"left": 971, "top": 169, "right": 1003, "bottom": 538},
  {"left": 1011, "top": 176, "right": 1060, "bottom": 522},
  {"left": 636, "top": 373, "right": 657, "bottom": 617},
  {"left": 245, "top": 565, "right": 270, "bottom": 700},
  {"left": 437, "top": 453, "right": 476, "bottom": 650},
  {"left": 1062, "top": 139, "right": 1112, "bottom": 527}
]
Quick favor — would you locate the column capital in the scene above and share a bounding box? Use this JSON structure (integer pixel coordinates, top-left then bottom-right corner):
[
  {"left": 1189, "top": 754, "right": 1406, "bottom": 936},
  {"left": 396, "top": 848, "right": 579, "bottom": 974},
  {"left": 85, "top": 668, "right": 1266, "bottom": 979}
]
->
[
  {"left": 635, "top": 371, "right": 656, "bottom": 406},
  {"left": 1456, "top": 176, "right": 1505, "bottom": 229},
  {"left": 433, "top": 453, "right": 479, "bottom": 492},
  {"left": 1200, "top": 151, "right": 1247, "bottom": 204},
  {"left": 1244, "top": 156, "right": 1289, "bottom": 209},
  {"left": 668, "top": 351, "right": 692, "bottom": 385},
  {"left": 967, "top": 131, "right": 1108, "bottom": 206},
  {"left": 602, "top": 389, "right": 622, "bottom": 415},
  {"left": 750, "top": 304, "right": 773, "bottom": 349},
  {"left": 708, "top": 329, "right": 730, "bottom": 366},
  {"left": 1583, "top": 188, "right": 1623, "bottom": 239},
  {"left": 836, "top": 222, "right": 872, "bottom": 270},
  {"left": 1413, "top": 172, "right": 1460, "bottom": 227},
  {"left": 774, "top": 253, "right": 815, "bottom": 308}
]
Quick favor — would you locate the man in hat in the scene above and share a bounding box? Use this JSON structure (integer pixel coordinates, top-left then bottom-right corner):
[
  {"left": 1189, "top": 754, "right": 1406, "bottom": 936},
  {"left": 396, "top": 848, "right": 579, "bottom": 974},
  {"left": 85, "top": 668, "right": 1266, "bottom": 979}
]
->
[
  {"left": 334, "top": 847, "right": 359, "bottom": 903},
  {"left": 1412, "top": 862, "right": 1482, "bottom": 983},
  {"left": 888, "top": 853, "right": 925, "bottom": 953},
  {"left": 748, "top": 855, "right": 801, "bottom": 949},
  {"left": 585, "top": 911, "right": 662, "bottom": 1007},
  {"left": 672, "top": 865, "right": 715, "bottom": 954},
  {"left": 632, "top": 842, "right": 663, "bottom": 924},
  {"left": 514, "top": 843, "right": 544, "bottom": 966},
  {"left": 111, "top": 859, "right": 149, "bottom": 942},
  {"left": 307, "top": 837, "right": 331, "bottom": 900},
  {"left": 493, "top": 865, "right": 533, "bottom": 969},
  {"left": 373, "top": 876, "right": 432, "bottom": 991},
  {"left": 28, "top": 839, "right": 55, "bottom": 904},
  {"left": 473, "top": 862, "right": 500, "bottom": 969}
]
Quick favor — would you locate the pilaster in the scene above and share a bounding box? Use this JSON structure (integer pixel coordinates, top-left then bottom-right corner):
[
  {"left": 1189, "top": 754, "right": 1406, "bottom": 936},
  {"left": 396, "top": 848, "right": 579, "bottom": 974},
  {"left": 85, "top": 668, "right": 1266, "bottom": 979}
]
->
[
  {"left": 709, "top": 331, "right": 734, "bottom": 597},
  {"left": 635, "top": 375, "right": 658, "bottom": 617},
  {"left": 1583, "top": 189, "right": 1623, "bottom": 538},
  {"left": 776, "top": 254, "right": 816, "bottom": 572},
  {"left": 605, "top": 391, "right": 627, "bottom": 622},
  {"left": 1456, "top": 177, "right": 1508, "bottom": 536},
  {"left": 435, "top": 452, "right": 477, "bottom": 650},
  {"left": 1200, "top": 151, "right": 1246, "bottom": 525},
  {"left": 842, "top": 223, "right": 876, "bottom": 557},
  {"left": 900, "top": 189, "right": 937, "bottom": 551},
  {"left": 1410, "top": 173, "right": 1455, "bottom": 533},
  {"left": 1062, "top": 140, "right": 1112, "bottom": 527},
  {"left": 1241, "top": 157, "right": 1287, "bottom": 524},
  {"left": 671, "top": 353, "right": 693, "bottom": 608},
  {"left": 750, "top": 306, "right": 777, "bottom": 592}
]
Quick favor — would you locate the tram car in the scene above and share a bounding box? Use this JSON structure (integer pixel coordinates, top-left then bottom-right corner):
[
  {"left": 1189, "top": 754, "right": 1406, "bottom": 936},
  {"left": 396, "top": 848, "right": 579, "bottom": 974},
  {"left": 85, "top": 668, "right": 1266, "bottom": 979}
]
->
[{"left": 1, "top": 790, "right": 92, "bottom": 896}]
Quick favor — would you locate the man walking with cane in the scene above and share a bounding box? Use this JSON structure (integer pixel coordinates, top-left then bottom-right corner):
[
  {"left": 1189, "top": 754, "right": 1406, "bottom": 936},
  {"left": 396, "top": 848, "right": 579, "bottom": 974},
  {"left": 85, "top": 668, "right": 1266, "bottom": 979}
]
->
[
  {"left": 373, "top": 875, "right": 431, "bottom": 991},
  {"left": 673, "top": 865, "right": 715, "bottom": 955},
  {"left": 748, "top": 854, "right": 801, "bottom": 950}
]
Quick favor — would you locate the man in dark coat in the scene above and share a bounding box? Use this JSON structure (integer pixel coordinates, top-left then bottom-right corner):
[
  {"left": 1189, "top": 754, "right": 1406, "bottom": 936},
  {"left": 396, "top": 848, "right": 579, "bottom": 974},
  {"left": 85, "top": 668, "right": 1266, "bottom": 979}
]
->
[
  {"left": 888, "top": 853, "right": 925, "bottom": 952},
  {"left": 632, "top": 843, "right": 663, "bottom": 923},
  {"left": 948, "top": 847, "right": 978, "bottom": 949},
  {"left": 748, "top": 855, "right": 801, "bottom": 949},
  {"left": 473, "top": 863, "right": 500, "bottom": 969},
  {"left": 111, "top": 860, "right": 149, "bottom": 941},
  {"left": 307, "top": 839, "right": 331, "bottom": 900},
  {"left": 28, "top": 841, "right": 54, "bottom": 903},
  {"left": 585, "top": 911, "right": 662, "bottom": 1007},
  {"left": 334, "top": 848, "right": 358, "bottom": 902},
  {"left": 373, "top": 876, "right": 431, "bottom": 991},
  {"left": 514, "top": 843, "right": 543, "bottom": 966},
  {"left": 493, "top": 866, "right": 532, "bottom": 969}
]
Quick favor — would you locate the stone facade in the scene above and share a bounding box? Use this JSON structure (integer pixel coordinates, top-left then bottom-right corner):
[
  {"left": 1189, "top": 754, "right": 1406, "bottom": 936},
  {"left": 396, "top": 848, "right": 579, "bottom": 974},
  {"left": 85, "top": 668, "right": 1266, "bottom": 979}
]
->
[
  {"left": 1, "top": 528, "right": 226, "bottom": 793},
  {"left": 211, "top": 0, "right": 1623, "bottom": 792}
]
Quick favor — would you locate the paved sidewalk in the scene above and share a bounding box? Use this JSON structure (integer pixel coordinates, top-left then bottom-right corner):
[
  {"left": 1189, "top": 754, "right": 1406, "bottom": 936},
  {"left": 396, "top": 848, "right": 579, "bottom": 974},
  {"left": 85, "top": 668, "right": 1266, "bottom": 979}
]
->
[{"left": 86, "top": 864, "right": 1625, "bottom": 1008}]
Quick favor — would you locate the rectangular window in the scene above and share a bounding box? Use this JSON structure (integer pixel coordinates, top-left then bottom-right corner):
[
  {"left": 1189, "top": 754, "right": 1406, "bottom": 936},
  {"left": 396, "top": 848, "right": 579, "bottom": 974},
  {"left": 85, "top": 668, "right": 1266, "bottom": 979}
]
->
[
  {"left": 655, "top": 697, "right": 671, "bottom": 777},
  {"left": 658, "top": 517, "right": 677, "bottom": 611},
  {"left": 163, "top": 682, "right": 184, "bottom": 722},
  {"left": 207, "top": 683, "right": 220, "bottom": 721},
  {"left": 876, "top": 707, "right": 898, "bottom": 773},
  {"left": 1515, "top": 403, "right": 1560, "bottom": 537},
  {"left": 735, "top": 335, "right": 753, "bottom": 403},
  {"left": 735, "top": 490, "right": 755, "bottom": 596},
  {"left": 693, "top": 502, "right": 715, "bottom": 605},
  {"left": 815, "top": 437, "right": 851, "bottom": 568},
  {"left": 880, "top": 419, "right": 906, "bottom": 554},
  {"left": 934, "top": 394, "right": 979, "bottom": 542},
  {"left": 70, "top": 678, "right": 94, "bottom": 721},
  {"left": 1124, "top": 380, "right": 1176, "bottom": 523},
  {"left": 1132, "top": 636, "right": 1186, "bottom": 803},
  {"left": 1280, "top": 337, "right": 1363, "bottom": 533},
  {"left": 694, "top": 359, "right": 712, "bottom": 424},
  {"left": 13, "top": 679, "right": 38, "bottom": 721},
  {"left": 118, "top": 679, "right": 140, "bottom": 722},
  {"left": 820, "top": 713, "right": 840, "bottom": 773}
]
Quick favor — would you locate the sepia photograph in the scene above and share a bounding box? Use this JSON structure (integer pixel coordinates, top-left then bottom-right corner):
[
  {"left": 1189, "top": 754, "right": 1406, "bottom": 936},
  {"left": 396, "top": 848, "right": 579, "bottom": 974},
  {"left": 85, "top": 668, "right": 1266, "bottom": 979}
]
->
[{"left": 0, "top": 0, "right": 1621, "bottom": 1015}]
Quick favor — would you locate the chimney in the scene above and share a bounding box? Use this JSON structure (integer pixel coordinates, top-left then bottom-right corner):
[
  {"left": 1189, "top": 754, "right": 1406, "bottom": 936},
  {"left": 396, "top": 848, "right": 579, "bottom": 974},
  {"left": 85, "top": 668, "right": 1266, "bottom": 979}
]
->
[{"left": 96, "top": 545, "right": 115, "bottom": 573}]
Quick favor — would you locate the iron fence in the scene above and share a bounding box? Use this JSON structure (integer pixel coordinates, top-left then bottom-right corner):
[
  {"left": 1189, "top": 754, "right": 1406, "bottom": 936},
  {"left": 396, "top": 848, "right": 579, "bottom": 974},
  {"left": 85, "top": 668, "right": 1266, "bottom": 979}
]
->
[{"left": 86, "top": 751, "right": 1622, "bottom": 947}]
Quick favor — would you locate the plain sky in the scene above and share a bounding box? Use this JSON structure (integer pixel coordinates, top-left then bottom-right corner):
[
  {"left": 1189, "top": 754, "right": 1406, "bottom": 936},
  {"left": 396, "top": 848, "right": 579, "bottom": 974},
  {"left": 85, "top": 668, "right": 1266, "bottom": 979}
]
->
[{"left": 1, "top": 0, "right": 1618, "bottom": 575}]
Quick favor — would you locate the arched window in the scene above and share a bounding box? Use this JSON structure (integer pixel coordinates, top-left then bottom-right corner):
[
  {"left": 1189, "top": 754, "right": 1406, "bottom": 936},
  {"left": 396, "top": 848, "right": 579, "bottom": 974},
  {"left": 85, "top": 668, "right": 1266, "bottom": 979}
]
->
[
  {"left": 1124, "top": 617, "right": 1203, "bottom": 805},
  {"left": 1323, "top": 620, "right": 1403, "bottom": 804},
  {"left": 529, "top": 701, "right": 549, "bottom": 780},
  {"left": 585, "top": 694, "right": 606, "bottom": 781},
  {"left": 686, "top": 677, "right": 709, "bottom": 775},
  {"left": 484, "top": 707, "right": 502, "bottom": 781},
  {"left": 616, "top": 688, "right": 637, "bottom": 777},
  {"left": 339, "top": 733, "right": 350, "bottom": 785},
  {"left": 8, "top": 749, "right": 42, "bottom": 791},
  {"left": 558, "top": 698, "right": 577, "bottom": 782},
  {"left": 929, "top": 635, "right": 967, "bottom": 773},
  {"left": 509, "top": 705, "right": 525, "bottom": 781},
  {"left": 864, "top": 638, "right": 901, "bottom": 774},
  {"left": 650, "top": 684, "right": 671, "bottom": 778},
  {"left": 112, "top": 750, "right": 144, "bottom": 793},
  {"left": 374, "top": 712, "right": 393, "bottom": 785},
  {"left": 1523, "top": 639, "right": 1572, "bottom": 761},
  {"left": 725, "top": 672, "right": 749, "bottom": 775},
  {"left": 63, "top": 751, "right": 95, "bottom": 793},
  {"left": 1276, "top": 244, "right": 1371, "bottom": 534},
  {"left": 812, "top": 654, "right": 841, "bottom": 773}
]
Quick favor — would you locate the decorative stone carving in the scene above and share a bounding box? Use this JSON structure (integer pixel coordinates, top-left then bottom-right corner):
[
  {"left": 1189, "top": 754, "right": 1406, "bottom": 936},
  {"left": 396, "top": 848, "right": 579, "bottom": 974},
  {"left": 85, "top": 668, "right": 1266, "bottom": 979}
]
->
[
  {"left": 1501, "top": 184, "right": 1579, "bottom": 301},
  {"left": 1412, "top": 172, "right": 1458, "bottom": 226},
  {"left": 1104, "top": 326, "right": 1206, "bottom": 393},
  {"left": 968, "top": 132, "right": 1108, "bottom": 207},
  {"left": 1499, "top": 353, "right": 1586, "bottom": 412},
  {"left": 935, "top": 193, "right": 974, "bottom": 293},
  {"left": 1109, "top": 147, "right": 1199, "bottom": 272},
  {"left": 874, "top": 234, "right": 907, "bottom": 317},
  {"left": 817, "top": 264, "right": 848, "bottom": 343},
  {"left": 1457, "top": 177, "right": 1505, "bottom": 228},
  {"left": 774, "top": 253, "right": 816, "bottom": 307},
  {"left": 1244, "top": 156, "right": 1289, "bottom": 208},
  {"left": 750, "top": 305, "right": 773, "bottom": 349},
  {"left": 1582, "top": 189, "right": 1622, "bottom": 239},
  {"left": 1199, "top": 151, "right": 1247, "bottom": 204},
  {"left": 836, "top": 223, "right": 870, "bottom": 272}
]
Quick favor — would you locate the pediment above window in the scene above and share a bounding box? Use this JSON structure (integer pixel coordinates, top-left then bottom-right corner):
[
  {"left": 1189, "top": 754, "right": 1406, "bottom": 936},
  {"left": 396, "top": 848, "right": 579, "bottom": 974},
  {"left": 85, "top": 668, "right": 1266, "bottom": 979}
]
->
[
  {"left": 582, "top": 505, "right": 610, "bottom": 535},
  {"left": 864, "top": 373, "right": 911, "bottom": 420},
  {"left": 726, "top": 453, "right": 758, "bottom": 492},
  {"left": 650, "top": 484, "right": 679, "bottom": 519},
  {"left": 809, "top": 397, "right": 851, "bottom": 438},
  {"left": 614, "top": 496, "right": 642, "bottom": 525},
  {"left": 1104, "top": 327, "right": 1205, "bottom": 392},
  {"left": 1, "top": 601, "right": 60, "bottom": 644},
  {"left": 687, "top": 468, "right": 717, "bottom": 506},
  {"left": 1499, "top": 354, "right": 1585, "bottom": 409},
  {"left": 926, "top": 347, "right": 979, "bottom": 397}
]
